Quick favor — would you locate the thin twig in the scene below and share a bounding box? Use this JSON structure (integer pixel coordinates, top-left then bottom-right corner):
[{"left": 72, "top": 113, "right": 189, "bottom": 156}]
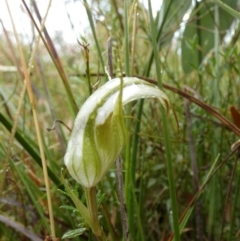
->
[
  {"left": 167, "top": 144, "right": 240, "bottom": 241},
  {"left": 107, "top": 37, "right": 113, "bottom": 78},
  {"left": 24, "top": 0, "right": 78, "bottom": 114},
  {"left": 134, "top": 75, "right": 240, "bottom": 137},
  {"left": 1, "top": 0, "right": 51, "bottom": 195},
  {"left": 130, "top": 2, "right": 137, "bottom": 76},
  {"left": 110, "top": 0, "right": 124, "bottom": 32},
  {"left": 78, "top": 41, "right": 92, "bottom": 95},
  {"left": 13, "top": 0, "right": 56, "bottom": 237},
  {"left": 46, "top": 120, "right": 71, "bottom": 132},
  {"left": 35, "top": 54, "right": 66, "bottom": 153},
  {"left": 219, "top": 152, "right": 239, "bottom": 240},
  {"left": 67, "top": 73, "right": 240, "bottom": 137},
  {"left": 107, "top": 37, "right": 129, "bottom": 241},
  {"left": 116, "top": 158, "right": 130, "bottom": 241},
  {"left": 184, "top": 99, "right": 203, "bottom": 241}
]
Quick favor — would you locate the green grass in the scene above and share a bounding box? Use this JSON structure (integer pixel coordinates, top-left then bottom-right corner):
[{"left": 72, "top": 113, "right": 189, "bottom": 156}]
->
[{"left": 1, "top": 0, "right": 240, "bottom": 240}]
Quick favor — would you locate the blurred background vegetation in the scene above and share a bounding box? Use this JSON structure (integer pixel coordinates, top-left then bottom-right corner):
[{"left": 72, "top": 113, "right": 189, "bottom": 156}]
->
[{"left": 1, "top": 0, "right": 240, "bottom": 240}]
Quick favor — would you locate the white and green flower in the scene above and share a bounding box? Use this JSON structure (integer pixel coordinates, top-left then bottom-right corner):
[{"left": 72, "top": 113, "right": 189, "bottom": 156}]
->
[{"left": 64, "top": 77, "right": 169, "bottom": 188}]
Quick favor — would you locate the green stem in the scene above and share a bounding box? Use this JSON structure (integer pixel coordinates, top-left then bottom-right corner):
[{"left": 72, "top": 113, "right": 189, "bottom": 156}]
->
[
  {"left": 148, "top": 1, "right": 180, "bottom": 240},
  {"left": 124, "top": 0, "right": 130, "bottom": 76},
  {"left": 123, "top": 0, "right": 135, "bottom": 239},
  {"left": 228, "top": 161, "right": 240, "bottom": 241},
  {"left": 85, "top": 187, "right": 104, "bottom": 239},
  {"left": 83, "top": 0, "right": 105, "bottom": 76},
  {"left": 195, "top": 0, "right": 203, "bottom": 94},
  {"left": 208, "top": 3, "right": 220, "bottom": 237}
]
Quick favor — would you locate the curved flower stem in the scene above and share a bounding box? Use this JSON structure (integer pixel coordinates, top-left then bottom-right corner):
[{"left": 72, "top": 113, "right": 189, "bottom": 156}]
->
[{"left": 85, "top": 187, "right": 106, "bottom": 240}]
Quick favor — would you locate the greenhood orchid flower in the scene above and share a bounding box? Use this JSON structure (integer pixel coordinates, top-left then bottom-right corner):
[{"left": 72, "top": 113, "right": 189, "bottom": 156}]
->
[{"left": 64, "top": 77, "right": 169, "bottom": 188}]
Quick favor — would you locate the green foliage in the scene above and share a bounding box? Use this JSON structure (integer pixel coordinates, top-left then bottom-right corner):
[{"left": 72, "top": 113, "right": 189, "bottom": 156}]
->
[
  {"left": 182, "top": 0, "right": 238, "bottom": 73},
  {"left": 1, "top": 0, "right": 240, "bottom": 240},
  {"left": 62, "top": 228, "right": 87, "bottom": 239}
]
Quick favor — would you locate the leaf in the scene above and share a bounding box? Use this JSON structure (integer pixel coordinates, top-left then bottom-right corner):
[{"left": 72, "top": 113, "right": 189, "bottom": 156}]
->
[
  {"left": 10, "top": 159, "right": 50, "bottom": 233},
  {"left": 61, "top": 228, "right": 87, "bottom": 239},
  {"left": 159, "top": 0, "right": 191, "bottom": 46},
  {"left": 215, "top": 0, "right": 240, "bottom": 19},
  {"left": 182, "top": 0, "right": 238, "bottom": 73},
  {"left": 172, "top": 154, "right": 220, "bottom": 241},
  {"left": 62, "top": 177, "right": 94, "bottom": 231},
  {"left": 230, "top": 106, "right": 240, "bottom": 129},
  {"left": 0, "top": 113, "right": 62, "bottom": 188},
  {"left": 59, "top": 205, "right": 77, "bottom": 211}
]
